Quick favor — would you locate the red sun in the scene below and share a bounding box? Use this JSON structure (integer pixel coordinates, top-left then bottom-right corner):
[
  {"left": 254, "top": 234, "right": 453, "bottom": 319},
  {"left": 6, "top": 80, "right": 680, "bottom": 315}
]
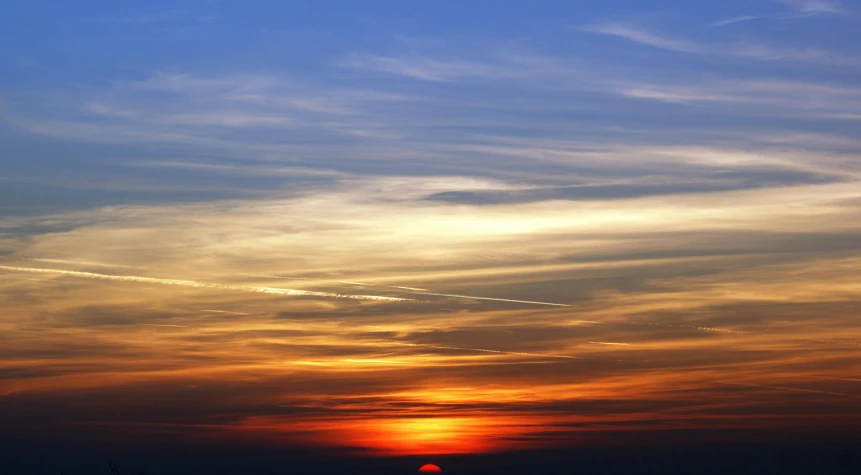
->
[{"left": 418, "top": 464, "right": 443, "bottom": 473}]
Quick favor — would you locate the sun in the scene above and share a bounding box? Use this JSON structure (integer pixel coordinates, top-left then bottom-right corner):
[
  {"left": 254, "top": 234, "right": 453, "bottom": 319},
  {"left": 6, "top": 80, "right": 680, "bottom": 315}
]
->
[{"left": 418, "top": 463, "right": 443, "bottom": 473}]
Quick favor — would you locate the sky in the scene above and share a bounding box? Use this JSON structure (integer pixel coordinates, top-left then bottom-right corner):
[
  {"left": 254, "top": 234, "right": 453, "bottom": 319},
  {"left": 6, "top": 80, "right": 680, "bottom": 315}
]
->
[{"left": 2, "top": 0, "right": 861, "bottom": 473}]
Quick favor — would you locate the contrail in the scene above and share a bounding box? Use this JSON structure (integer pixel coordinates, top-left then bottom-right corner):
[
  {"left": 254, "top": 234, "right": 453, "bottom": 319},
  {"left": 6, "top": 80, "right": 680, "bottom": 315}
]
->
[
  {"left": 337, "top": 281, "right": 429, "bottom": 292},
  {"left": 634, "top": 321, "right": 861, "bottom": 347},
  {"left": 401, "top": 290, "right": 570, "bottom": 307},
  {"left": 391, "top": 285, "right": 430, "bottom": 291},
  {"left": 791, "top": 336, "right": 861, "bottom": 347},
  {"left": 237, "top": 273, "right": 306, "bottom": 280},
  {"left": 203, "top": 309, "right": 252, "bottom": 316},
  {"left": 30, "top": 258, "right": 140, "bottom": 269},
  {"left": 338, "top": 280, "right": 570, "bottom": 307},
  {"left": 395, "top": 342, "right": 581, "bottom": 360},
  {"left": 0, "top": 265, "right": 412, "bottom": 302},
  {"left": 809, "top": 376, "right": 861, "bottom": 383},
  {"left": 338, "top": 280, "right": 571, "bottom": 307},
  {"left": 720, "top": 381, "right": 861, "bottom": 399}
]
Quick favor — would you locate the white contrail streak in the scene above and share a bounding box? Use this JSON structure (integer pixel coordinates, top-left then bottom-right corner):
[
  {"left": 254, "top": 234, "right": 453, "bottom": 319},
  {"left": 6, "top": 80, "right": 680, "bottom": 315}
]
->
[
  {"left": 203, "top": 310, "right": 252, "bottom": 316},
  {"left": 403, "top": 290, "right": 571, "bottom": 307},
  {"left": 0, "top": 265, "right": 412, "bottom": 302},
  {"left": 9, "top": 267, "right": 570, "bottom": 308},
  {"left": 391, "top": 285, "right": 429, "bottom": 291},
  {"left": 337, "top": 281, "right": 429, "bottom": 292},
  {"left": 30, "top": 258, "right": 140, "bottom": 269},
  {"left": 237, "top": 273, "right": 305, "bottom": 280},
  {"left": 338, "top": 280, "right": 570, "bottom": 307}
]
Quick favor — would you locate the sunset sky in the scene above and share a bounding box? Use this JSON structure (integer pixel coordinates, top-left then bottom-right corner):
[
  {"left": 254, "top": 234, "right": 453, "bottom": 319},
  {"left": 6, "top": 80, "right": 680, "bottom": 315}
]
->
[{"left": 2, "top": 0, "right": 861, "bottom": 473}]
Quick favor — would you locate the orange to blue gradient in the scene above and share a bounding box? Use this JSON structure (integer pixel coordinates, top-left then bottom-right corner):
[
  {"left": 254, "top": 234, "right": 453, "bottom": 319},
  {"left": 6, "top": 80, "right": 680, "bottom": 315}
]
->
[{"left": 3, "top": 0, "right": 861, "bottom": 461}]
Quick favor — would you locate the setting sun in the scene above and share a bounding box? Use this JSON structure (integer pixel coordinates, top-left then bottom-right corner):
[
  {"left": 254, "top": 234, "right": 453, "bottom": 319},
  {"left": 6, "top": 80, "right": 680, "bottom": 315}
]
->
[{"left": 418, "top": 464, "right": 443, "bottom": 473}]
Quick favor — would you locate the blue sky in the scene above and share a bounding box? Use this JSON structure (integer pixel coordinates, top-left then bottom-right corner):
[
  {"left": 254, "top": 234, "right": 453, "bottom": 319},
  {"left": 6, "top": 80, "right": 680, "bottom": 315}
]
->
[{"left": 3, "top": 0, "right": 860, "bottom": 214}]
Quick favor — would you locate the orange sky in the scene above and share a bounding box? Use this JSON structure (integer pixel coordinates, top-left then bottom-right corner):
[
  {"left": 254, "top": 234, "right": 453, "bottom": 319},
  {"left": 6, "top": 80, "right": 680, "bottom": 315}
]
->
[{"left": 3, "top": 178, "right": 861, "bottom": 455}]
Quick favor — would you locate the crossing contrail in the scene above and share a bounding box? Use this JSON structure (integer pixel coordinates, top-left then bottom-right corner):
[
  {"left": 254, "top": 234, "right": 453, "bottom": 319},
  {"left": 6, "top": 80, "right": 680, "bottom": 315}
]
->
[
  {"left": 338, "top": 280, "right": 570, "bottom": 307},
  {"left": 386, "top": 290, "right": 571, "bottom": 307}
]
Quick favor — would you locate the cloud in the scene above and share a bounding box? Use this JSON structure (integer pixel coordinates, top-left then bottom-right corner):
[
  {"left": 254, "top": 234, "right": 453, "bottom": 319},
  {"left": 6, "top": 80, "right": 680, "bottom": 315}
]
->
[
  {"left": 0, "top": 71, "right": 424, "bottom": 157},
  {"left": 85, "top": 13, "right": 174, "bottom": 25},
  {"left": 30, "top": 258, "right": 142, "bottom": 269},
  {"left": 338, "top": 53, "right": 529, "bottom": 82},
  {"left": 712, "top": 15, "right": 761, "bottom": 27},
  {"left": 583, "top": 22, "right": 856, "bottom": 65},
  {"left": 613, "top": 78, "right": 861, "bottom": 122},
  {"left": 4, "top": 172, "right": 861, "bottom": 450},
  {"left": 83, "top": 10, "right": 218, "bottom": 25},
  {"left": 582, "top": 23, "right": 703, "bottom": 53},
  {"left": 776, "top": 0, "right": 842, "bottom": 14},
  {"left": 730, "top": 42, "right": 857, "bottom": 64},
  {"left": 714, "top": 1, "right": 843, "bottom": 26}
]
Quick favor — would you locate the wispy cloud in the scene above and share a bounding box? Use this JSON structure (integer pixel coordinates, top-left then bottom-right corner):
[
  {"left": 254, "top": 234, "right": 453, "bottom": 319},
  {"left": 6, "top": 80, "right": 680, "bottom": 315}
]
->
[
  {"left": 583, "top": 22, "right": 856, "bottom": 65},
  {"left": 5, "top": 168, "right": 861, "bottom": 452},
  {"left": 582, "top": 23, "right": 703, "bottom": 53},
  {"left": 0, "top": 71, "right": 421, "bottom": 154},
  {"left": 30, "top": 258, "right": 142, "bottom": 269},
  {"left": 85, "top": 13, "right": 172, "bottom": 25},
  {"left": 712, "top": 15, "right": 761, "bottom": 27},
  {"left": 614, "top": 78, "right": 861, "bottom": 121},
  {"left": 731, "top": 41, "right": 856, "bottom": 64},
  {"left": 713, "top": 0, "right": 846, "bottom": 27},
  {"left": 338, "top": 53, "right": 528, "bottom": 82},
  {"left": 777, "top": 0, "right": 842, "bottom": 14},
  {"left": 83, "top": 10, "right": 218, "bottom": 25},
  {"left": 394, "top": 342, "right": 582, "bottom": 360}
]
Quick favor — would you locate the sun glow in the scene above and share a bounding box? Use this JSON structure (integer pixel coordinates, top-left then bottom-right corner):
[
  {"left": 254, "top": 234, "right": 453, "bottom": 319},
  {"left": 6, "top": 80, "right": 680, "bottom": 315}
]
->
[
  {"left": 345, "top": 417, "right": 505, "bottom": 455},
  {"left": 418, "top": 463, "right": 443, "bottom": 473},
  {"left": 235, "top": 415, "right": 542, "bottom": 455}
]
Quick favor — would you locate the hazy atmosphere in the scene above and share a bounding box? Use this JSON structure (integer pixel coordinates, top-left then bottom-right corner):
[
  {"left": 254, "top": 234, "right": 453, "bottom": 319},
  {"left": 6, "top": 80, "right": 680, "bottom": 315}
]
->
[{"left": 2, "top": 1, "right": 861, "bottom": 474}]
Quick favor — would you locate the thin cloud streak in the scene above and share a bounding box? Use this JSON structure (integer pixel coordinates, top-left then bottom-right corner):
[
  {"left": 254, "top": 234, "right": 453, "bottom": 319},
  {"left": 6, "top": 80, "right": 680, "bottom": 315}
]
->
[
  {"left": 582, "top": 23, "right": 702, "bottom": 53},
  {"left": 338, "top": 53, "right": 528, "bottom": 82},
  {"left": 777, "top": 0, "right": 842, "bottom": 14},
  {"left": 339, "top": 281, "right": 572, "bottom": 307},
  {"left": 399, "top": 290, "right": 571, "bottom": 307},
  {"left": 0, "top": 264, "right": 572, "bottom": 307},
  {"left": 394, "top": 342, "right": 583, "bottom": 360},
  {"left": 584, "top": 22, "right": 857, "bottom": 65},
  {"left": 721, "top": 381, "right": 861, "bottom": 399},
  {"left": 30, "top": 258, "right": 142, "bottom": 269},
  {"left": 712, "top": 15, "right": 761, "bottom": 26}
]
